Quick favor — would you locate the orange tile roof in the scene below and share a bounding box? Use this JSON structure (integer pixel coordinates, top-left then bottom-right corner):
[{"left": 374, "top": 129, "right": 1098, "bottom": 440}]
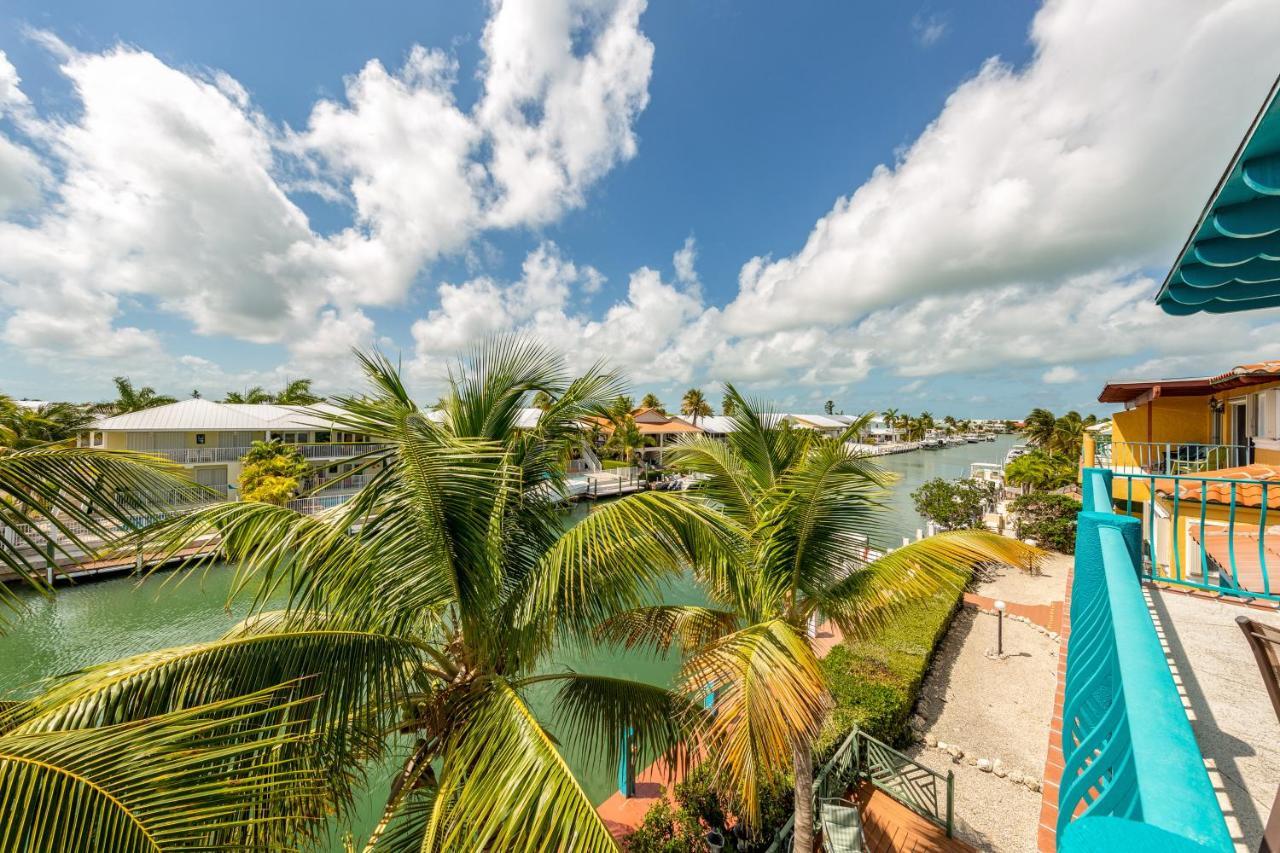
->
[
  {"left": 1210, "top": 360, "right": 1280, "bottom": 385},
  {"left": 1154, "top": 464, "right": 1280, "bottom": 509}
]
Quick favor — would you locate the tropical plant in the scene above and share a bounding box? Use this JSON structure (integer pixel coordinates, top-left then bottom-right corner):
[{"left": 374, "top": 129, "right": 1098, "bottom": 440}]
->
[
  {"left": 1010, "top": 492, "right": 1080, "bottom": 553},
  {"left": 1003, "top": 449, "right": 1077, "bottom": 492},
  {"left": 595, "top": 387, "right": 1036, "bottom": 851},
  {"left": 3, "top": 341, "right": 699, "bottom": 851},
  {"left": 102, "top": 377, "right": 177, "bottom": 414},
  {"left": 641, "top": 393, "right": 665, "bottom": 413},
  {"left": 823, "top": 400, "right": 835, "bottom": 416},
  {"left": 275, "top": 379, "right": 323, "bottom": 405},
  {"left": 0, "top": 401, "right": 94, "bottom": 449},
  {"left": 0, "top": 446, "right": 198, "bottom": 619},
  {"left": 721, "top": 395, "right": 737, "bottom": 416},
  {"left": 910, "top": 477, "right": 997, "bottom": 531},
  {"left": 531, "top": 389, "right": 554, "bottom": 411},
  {"left": 604, "top": 413, "right": 645, "bottom": 462},
  {"left": 680, "top": 388, "right": 712, "bottom": 426},
  {"left": 238, "top": 442, "right": 309, "bottom": 505},
  {"left": 223, "top": 386, "right": 273, "bottom": 404},
  {"left": 1023, "top": 407, "right": 1057, "bottom": 449}
]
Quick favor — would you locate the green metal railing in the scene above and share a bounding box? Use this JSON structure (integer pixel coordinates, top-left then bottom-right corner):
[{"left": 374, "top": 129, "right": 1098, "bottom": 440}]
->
[
  {"left": 1057, "top": 469, "right": 1232, "bottom": 851},
  {"left": 763, "top": 727, "right": 953, "bottom": 852},
  {"left": 1114, "top": 469, "right": 1280, "bottom": 603}
]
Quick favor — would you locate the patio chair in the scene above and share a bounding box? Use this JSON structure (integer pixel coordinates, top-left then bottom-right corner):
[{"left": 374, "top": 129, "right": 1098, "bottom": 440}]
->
[
  {"left": 1237, "top": 615, "right": 1280, "bottom": 853},
  {"left": 819, "top": 797, "right": 864, "bottom": 853}
]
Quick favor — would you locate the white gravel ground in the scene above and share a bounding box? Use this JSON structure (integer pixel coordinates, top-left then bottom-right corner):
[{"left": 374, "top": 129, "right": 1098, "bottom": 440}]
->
[{"left": 902, "top": 555, "right": 1071, "bottom": 852}]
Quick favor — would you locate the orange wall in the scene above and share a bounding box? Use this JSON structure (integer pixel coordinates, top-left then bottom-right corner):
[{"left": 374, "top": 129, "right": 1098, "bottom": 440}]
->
[{"left": 1111, "top": 397, "right": 1210, "bottom": 445}]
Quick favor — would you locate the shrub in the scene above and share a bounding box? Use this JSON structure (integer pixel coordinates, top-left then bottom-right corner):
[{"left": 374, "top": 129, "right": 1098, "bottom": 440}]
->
[
  {"left": 1009, "top": 492, "right": 1080, "bottom": 553},
  {"left": 816, "top": 587, "right": 962, "bottom": 755},
  {"left": 621, "top": 798, "right": 703, "bottom": 853},
  {"left": 239, "top": 442, "right": 308, "bottom": 505},
  {"left": 910, "top": 477, "right": 997, "bottom": 531}
]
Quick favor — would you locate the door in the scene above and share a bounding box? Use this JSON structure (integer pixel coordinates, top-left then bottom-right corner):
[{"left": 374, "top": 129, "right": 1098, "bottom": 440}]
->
[
  {"left": 1230, "top": 402, "right": 1249, "bottom": 466},
  {"left": 194, "top": 466, "right": 228, "bottom": 498}
]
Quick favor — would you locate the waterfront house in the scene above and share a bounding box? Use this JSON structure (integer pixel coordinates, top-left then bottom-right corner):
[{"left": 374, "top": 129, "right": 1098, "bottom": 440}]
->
[
  {"left": 80, "top": 398, "right": 381, "bottom": 503},
  {"left": 1055, "top": 77, "right": 1280, "bottom": 853},
  {"left": 589, "top": 406, "right": 704, "bottom": 463}
]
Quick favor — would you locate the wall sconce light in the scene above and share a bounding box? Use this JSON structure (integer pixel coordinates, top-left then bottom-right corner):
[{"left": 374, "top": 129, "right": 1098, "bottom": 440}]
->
[{"left": 1209, "top": 396, "right": 1225, "bottom": 414}]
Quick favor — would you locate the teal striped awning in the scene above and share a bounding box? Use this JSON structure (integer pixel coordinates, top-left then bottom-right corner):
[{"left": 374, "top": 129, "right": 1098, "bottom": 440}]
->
[{"left": 1157, "top": 76, "right": 1280, "bottom": 315}]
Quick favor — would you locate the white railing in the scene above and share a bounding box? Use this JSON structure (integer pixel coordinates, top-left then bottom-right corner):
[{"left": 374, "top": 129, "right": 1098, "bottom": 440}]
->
[{"left": 139, "top": 443, "right": 386, "bottom": 464}]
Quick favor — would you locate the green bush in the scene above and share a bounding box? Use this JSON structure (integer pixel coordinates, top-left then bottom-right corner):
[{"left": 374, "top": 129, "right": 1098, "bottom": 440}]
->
[
  {"left": 621, "top": 798, "right": 703, "bottom": 853},
  {"left": 910, "top": 477, "right": 996, "bottom": 530},
  {"left": 816, "top": 587, "right": 962, "bottom": 756},
  {"left": 1010, "top": 492, "right": 1080, "bottom": 554}
]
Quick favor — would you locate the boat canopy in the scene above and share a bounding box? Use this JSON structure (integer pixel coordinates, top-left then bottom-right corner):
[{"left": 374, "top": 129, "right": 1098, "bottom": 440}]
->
[{"left": 1156, "top": 75, "right": 1280, "bottom": 315}]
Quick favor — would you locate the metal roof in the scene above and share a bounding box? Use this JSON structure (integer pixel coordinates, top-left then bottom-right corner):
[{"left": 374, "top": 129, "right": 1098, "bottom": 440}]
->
[
  {"left": 1156, "top": 75, "right": 1280, "bottom": 314},
  {"left": 91, "top": 399, "right": 346, "bottom": 432}
]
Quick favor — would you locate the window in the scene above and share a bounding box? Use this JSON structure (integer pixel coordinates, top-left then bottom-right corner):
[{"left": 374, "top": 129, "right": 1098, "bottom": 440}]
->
[
  {"left": 195, "top": 433, "right": 206, "bottom": 445},
  {"left": 315, "top": 431, "right": 331, "bottom": 444}
]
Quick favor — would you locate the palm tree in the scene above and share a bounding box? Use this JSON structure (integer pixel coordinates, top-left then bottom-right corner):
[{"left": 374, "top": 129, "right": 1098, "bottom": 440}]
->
[
  {"left": 1051, "top": 411, "right": 1086, "bottom": 461},
  {"left": 596, "top": 387, "right": 1035, "bottom": 851},
  {"left": 223, "top": 386, "right": 273, "bottom": 404},
  {"left": 1004, "top": 450, "right": 1076, "bottom": 491},
  {"left": 531, "top": 389, "right": 554, "bottom": 411},
  {"left": 0, "top": 402, "right": 94, "bottom": 449},
  {"left": 2, "top": 341, "right": 697, "bottom": 851},
  {"left": 604, "top": 413, "right": 645, "bottom": 462},
  {"left": 1023, "top": 408, "right": 1057, "bottom": 448},
  {"left": 275, "top": 379, "right": 322, "bottom": 405},
  {"left": 681, "top": 387, "right": 713, "bottom": 426},
  {"left": 880, "top": 407, "right": 900, "bottom": 441},
  {"left": 102, "top": 377, "right": 176, "bottom": 414},
  {"left": 919, "top": 411, "right": 935, "bottom": 431},
  {"left": 641, "top": 392, "right": 665, "bottom": 413},
  {"left": 722, "top": 394, "right": 737, "bottom": 416}
]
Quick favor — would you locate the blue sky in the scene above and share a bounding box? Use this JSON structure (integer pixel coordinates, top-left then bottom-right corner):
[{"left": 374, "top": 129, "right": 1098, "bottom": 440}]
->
[{"left": 0, "top": 0, "right": 1277, "bottom": 418}]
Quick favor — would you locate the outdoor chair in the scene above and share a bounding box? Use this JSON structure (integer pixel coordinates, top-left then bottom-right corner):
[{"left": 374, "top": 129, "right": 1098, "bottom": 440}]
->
[
  {"left": 1237, "top": 615, "right": 1280, "bottom": 853},
  {"left": 819, "top": 796, "right": 864, "bottom": 853}
]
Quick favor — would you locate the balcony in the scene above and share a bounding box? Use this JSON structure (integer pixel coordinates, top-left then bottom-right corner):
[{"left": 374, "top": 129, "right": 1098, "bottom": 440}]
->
[
  {"left": 1094, "top": 440, "right": 1251, "bottom": 475},
  {"left": 1057, "top": 469, "right": 1235, "bottom": 851},
  {"left": 141, "top": 443, "right": 387, "bottom": 465}
]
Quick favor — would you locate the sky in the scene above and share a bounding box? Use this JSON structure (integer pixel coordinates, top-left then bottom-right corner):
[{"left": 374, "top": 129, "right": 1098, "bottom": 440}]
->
[{"left": 0, "top": 0, "right": 1278, "bottom": 418}]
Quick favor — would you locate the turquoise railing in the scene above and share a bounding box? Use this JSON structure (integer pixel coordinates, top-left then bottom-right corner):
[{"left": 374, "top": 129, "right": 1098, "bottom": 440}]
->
[
  {"left": 1057, "top": 469, "right": 1232, "bottom": 851},
  {"left": 1114, "top": 470, "right": 1280, "bottom": 603}
]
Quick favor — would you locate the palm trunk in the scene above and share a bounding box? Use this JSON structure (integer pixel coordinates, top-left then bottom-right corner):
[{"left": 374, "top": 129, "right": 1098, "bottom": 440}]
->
[{"left": 792, "top": 740, "right": 814, "bottom": 853}]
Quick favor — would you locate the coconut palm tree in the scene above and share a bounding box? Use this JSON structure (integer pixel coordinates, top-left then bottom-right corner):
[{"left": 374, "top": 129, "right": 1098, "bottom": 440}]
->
[
  {"left": 223, "top": 386, "right": 274, "bottom": 404},
  {"left": 2, "top": 341, "right": 699, "bottom": 851},
  {"left": 101, "top": 377, "right": 177, "bottom": 414},
  {"left": 604, "top": 413, "right": 645, "bottom": 462},
  {"left": 274, "top": 379, "right": 322, "bottom": 405},
  {"left": 641, "top": 392, "right": 665, "bottom": 413},
  {"left": 681, "top": 388, "right": 713, "bottom": 426},
  {"left": 594, "top": 387, "right": 1035, "bottom": 851},
  {"left": 1023, "top": 408, "right": 1058, "bottom": 448},
  {"left": 1004, "top": 450, "right": 1076, "bottom": 491},
  {"left": 0, "top": 402, "right": 94, "bottom": 449},
  {"left": 722, "top": 394, "right": 737, "bottom": 416},
  {"left": 1051, "top": 411, "right": 1086, "bottom": 461}
]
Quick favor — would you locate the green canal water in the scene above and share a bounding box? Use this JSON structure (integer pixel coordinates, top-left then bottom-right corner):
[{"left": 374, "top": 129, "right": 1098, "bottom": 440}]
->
[{"left": 0, "top": 435, "right": 1017, "bottom": 840}]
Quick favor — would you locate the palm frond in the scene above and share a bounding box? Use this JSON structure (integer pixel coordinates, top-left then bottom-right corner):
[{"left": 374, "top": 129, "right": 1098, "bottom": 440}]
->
[
  {"left": 817, "top": 531, "right": 1040, "bottom": 637},
  {"left": 519, "top": 672, "right": 703, "bottom": 776},
  {"left": 2, "top": 621, "right": 421, "bottom": 825},
  {"left": 519, "top": 490, "right": 745, "bottom": 635},
  {"left": 424, "top": 680, "right": 617, "bottom": 852},
  {"left": 594, "top": 605, "right": 740, "bottom": 658},
  {"left": 681, "top": 620, "right": 829, "bottom": 826},
  {"left": 0, "top": 447, "right": 199, "bottom": 616},
  {"left": 0, "top": 687, "right": 325, "bottom": 852}
]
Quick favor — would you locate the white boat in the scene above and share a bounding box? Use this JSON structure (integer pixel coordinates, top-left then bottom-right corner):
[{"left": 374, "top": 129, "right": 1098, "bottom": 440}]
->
[{"left": 1004, "top": 444, "right": 1031, "bottom": 466}]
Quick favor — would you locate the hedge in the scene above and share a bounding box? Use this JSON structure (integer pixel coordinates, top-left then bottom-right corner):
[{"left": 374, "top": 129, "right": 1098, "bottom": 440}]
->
[{"left": 814, "top": 584, "right": 965, "bottom": 758}]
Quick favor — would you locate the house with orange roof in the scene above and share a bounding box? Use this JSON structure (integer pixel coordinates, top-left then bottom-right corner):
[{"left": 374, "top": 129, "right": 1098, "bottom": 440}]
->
[{"left": 588, "top": 406, "right": 704, "bottom": 464}]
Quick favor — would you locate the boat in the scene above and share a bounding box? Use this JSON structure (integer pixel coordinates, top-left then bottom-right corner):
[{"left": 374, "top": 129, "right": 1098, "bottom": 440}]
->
[{"left": 1004, "top": 444, "right": 1031, "bottom": 466}]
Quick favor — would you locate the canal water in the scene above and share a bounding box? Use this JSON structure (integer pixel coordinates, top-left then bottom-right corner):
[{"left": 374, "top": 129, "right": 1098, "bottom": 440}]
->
[{"left": 0, "top": 435, "right": 1018, "bottom": 834}]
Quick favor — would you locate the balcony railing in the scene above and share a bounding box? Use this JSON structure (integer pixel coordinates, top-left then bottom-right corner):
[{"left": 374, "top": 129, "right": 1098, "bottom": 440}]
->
[
  {"left": 140, "top": 443, "right": 387, "bottom": 464},
  {"left": 1114, "top": 469, "right": 1280, "bottom": 603},
  {"left": 1057, "top": 469, "right": 1232, "bottom": 851},
  {"left": 1096, "top": 440, "right": 1250, "bottom": 475}
]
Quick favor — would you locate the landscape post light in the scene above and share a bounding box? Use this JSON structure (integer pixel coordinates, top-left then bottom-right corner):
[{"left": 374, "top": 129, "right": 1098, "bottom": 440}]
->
[{"left": 994, "top": 600, "right": 1006, "bottom": 656}]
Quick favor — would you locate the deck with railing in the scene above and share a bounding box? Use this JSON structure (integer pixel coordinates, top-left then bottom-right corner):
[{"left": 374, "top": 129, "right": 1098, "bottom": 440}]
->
[
  {"left": 1055, "top": 468, "right": 1233, "bottom": 851},
  {"left": 1095, "top": 440, "right": 1251, "bottom": 475},
  {"left": 138, "top": 442, "right": 386, "bottom": 464}
]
